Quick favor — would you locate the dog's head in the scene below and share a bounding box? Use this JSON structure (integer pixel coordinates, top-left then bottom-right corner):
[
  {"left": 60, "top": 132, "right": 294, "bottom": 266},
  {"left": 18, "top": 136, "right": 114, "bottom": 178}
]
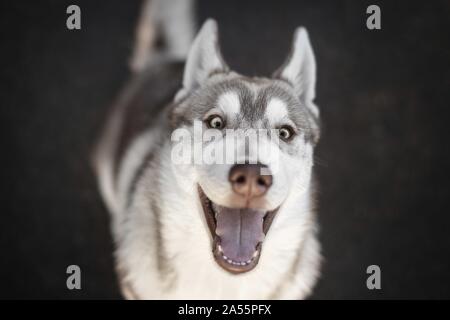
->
[{"left": 170, "top": 19, "right": 319, "bottom": 274}]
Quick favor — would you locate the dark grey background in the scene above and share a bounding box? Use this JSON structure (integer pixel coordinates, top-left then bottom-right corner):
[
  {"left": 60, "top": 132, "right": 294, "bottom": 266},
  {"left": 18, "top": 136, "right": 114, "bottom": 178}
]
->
[{"left": 1, "top": 0, "right": 449, "bottom": 299}]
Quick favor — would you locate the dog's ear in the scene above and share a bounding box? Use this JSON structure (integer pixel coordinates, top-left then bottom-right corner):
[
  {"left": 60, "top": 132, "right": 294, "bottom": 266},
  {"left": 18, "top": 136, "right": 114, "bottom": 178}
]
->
[
  {"left": 176, "top": 19, "right": 228, "bottom": 101},
  {"left": 273, "top": 28, "right": 318, "bottom": 117}
]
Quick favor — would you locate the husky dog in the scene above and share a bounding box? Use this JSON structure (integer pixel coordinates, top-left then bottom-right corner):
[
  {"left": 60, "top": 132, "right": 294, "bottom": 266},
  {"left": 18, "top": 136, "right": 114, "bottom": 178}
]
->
[{"left": 93, "top": 0, "right": 321, "bottom": 299}]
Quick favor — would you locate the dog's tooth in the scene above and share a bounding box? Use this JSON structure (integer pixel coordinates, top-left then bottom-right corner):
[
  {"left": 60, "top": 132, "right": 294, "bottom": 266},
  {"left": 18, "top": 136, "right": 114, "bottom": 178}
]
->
[
  {"left": 240, "top": 262, "right": 246, "bottom": 266},
  {"left": 222, "top": 255, "right": 228, "bottom": 260},
  {"left": 252, "top": 251, "right": 259, "bottom": 258},
  {"left": 246, "top": 259, "right": 252, "bottom": 264},
  {"left": 227, "top": 259, "right": 233, "bottom": 264},
  {"left": 218, "top": 245, "right": 223, "bottom": 253}
]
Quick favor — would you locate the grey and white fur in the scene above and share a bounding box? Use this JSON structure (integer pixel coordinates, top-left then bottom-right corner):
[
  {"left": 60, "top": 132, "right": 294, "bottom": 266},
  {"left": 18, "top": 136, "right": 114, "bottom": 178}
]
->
[{"left": 93, "top": 0, "right": 322, "bottom": 299}]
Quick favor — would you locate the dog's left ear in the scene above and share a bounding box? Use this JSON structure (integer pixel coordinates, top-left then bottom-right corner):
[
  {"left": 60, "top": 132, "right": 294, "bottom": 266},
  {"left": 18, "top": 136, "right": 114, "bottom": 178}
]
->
[
  {"left": 176, "top": 19, "right": 228, "bottom": 101},
  {"left": 273, "top": 28, "right": 318, "bottom": 118}
]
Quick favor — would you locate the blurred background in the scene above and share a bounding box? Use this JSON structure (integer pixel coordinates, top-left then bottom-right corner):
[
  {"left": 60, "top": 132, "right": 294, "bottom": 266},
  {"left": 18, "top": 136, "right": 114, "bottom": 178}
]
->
[{"left": 1, "top": 0, "right": 450, "bottom": 299}]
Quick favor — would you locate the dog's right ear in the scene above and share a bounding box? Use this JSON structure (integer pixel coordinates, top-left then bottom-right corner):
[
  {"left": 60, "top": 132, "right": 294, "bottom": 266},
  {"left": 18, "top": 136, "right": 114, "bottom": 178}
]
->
[
  {"left": 273, "top": 28, "right": 318, "bottom": 118},
  {"left": 176, "top": 19, "right": 228, "bottom": 101}
]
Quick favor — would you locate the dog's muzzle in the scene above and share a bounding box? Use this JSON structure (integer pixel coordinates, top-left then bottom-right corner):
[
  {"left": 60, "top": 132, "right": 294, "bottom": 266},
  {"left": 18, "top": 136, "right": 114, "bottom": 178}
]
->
[{"left": 199, "top": 164, "right": 279, "bottom": 274}]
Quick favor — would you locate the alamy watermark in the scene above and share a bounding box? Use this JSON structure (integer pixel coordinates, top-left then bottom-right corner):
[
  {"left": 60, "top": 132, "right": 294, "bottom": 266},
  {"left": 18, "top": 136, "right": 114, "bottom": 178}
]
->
[
  {"left": 366, "top": 265, "right": 381, "bottom": 290},
  {"left": 170, "top": 121, "right": 284, "bottom": 175},
  {"left": 66, "top": 5, "right": 81, "bottom": 30},
  {"left": 66, "top": 265, "right": 81, "bottom": 290},
  {"left": 366, "top": 5, "right": 381, "bottom": 30}
]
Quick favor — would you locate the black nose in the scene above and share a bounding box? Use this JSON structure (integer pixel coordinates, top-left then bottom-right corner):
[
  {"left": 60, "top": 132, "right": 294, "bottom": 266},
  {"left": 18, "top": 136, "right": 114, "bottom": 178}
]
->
[{"left": 228, "top": 164, "right": 272, "bottom": 198}]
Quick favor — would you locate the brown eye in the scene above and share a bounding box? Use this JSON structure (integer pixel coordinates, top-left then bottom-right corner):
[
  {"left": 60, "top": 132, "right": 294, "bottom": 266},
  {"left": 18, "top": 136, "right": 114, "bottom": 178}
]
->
[
  {"left": 279, "top": 126, "right": 295, "bottom": 141},
  {"left": 206, "top": 115, "right": 225, "bottom": 129}
]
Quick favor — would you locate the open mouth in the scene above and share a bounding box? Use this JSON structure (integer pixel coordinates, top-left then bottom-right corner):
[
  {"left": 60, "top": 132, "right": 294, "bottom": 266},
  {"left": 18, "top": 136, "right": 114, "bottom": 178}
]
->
[{"left": 198, "top": 186, "right": 278, "bottom": 274}]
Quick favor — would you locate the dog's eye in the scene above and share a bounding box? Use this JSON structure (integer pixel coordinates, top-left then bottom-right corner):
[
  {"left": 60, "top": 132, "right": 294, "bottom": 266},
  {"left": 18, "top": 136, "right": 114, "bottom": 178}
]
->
[
  {"left": 279, "top": 126, "right": 295, "bottom": 141},
  {"left": 206, "top": 115, "right": 225, "bottom": 129}
]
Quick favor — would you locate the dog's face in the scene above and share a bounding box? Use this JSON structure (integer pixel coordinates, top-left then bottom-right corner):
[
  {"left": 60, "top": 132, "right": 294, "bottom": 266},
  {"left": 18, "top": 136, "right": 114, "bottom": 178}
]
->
[{"left": 170, "top": 20, "right": 319, "bottom": 273}]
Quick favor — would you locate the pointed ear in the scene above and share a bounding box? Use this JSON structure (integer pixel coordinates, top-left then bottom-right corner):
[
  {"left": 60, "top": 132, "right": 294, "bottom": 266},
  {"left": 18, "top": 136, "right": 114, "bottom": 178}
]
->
[
  {"left": 273, "top": 28, "right": 318, "bottom": 117},
  {"left": 177, "top": 19, "right": 228, "bottom": 99}
]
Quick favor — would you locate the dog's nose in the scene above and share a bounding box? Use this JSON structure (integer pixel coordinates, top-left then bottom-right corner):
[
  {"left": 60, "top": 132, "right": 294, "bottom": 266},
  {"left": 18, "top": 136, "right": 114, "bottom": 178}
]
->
[{"left": 229, "top": 164, "right": 272, "bottom": 198}]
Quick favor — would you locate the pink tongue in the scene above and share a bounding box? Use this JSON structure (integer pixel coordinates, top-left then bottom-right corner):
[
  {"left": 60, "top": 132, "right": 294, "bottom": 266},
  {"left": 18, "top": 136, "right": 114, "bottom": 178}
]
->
[{"left": 214, "top": 205, "right": 266, "bottom": 262}]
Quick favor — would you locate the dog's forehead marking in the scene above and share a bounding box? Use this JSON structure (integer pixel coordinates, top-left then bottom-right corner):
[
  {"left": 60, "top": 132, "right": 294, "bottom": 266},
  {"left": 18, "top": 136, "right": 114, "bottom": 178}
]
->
[
  {"left": 217, "top": 91, "right": 240, "bottom": 118},
  {"left": 265, "top": 97, "right": 288, "bottom": 125}
]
